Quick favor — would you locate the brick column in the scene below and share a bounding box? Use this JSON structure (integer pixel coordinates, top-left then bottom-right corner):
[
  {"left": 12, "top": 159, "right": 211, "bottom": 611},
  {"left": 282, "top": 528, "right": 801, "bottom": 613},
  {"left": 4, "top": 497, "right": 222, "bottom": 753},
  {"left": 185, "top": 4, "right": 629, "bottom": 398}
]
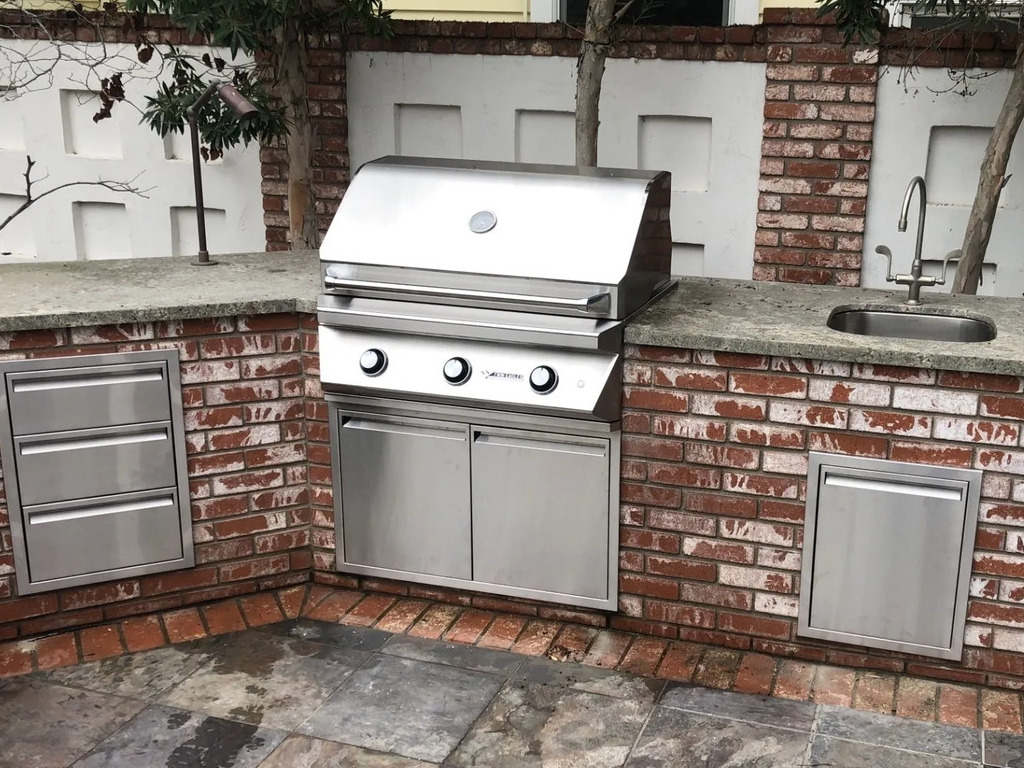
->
[
  {"left": 261, "top": 37, "right": 350, "bottom": 250},
  {"left": 753, "top": 9, "right": 878, "bottom": 287}
]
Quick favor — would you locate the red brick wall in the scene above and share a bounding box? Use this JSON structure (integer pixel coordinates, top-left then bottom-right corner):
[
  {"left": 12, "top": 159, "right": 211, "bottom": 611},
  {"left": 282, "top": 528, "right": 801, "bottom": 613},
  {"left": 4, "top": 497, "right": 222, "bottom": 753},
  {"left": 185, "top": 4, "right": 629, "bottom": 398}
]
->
[
  {"left": 0, "top": 316, "right": 311, "bottom": 640},
  {"left": 6, "top": 315, "right": 1024, "bottom": 687},
  {"left": 621, "top": 343, "right": 1024, "bottom": 688}
]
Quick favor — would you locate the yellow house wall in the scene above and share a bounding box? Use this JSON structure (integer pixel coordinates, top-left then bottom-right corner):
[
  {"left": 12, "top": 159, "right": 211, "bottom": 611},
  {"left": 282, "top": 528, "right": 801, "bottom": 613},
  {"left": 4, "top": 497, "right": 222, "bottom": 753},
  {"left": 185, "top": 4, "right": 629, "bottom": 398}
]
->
[{"left": 383, "top": 0, "right": 529, "bottom": 22}]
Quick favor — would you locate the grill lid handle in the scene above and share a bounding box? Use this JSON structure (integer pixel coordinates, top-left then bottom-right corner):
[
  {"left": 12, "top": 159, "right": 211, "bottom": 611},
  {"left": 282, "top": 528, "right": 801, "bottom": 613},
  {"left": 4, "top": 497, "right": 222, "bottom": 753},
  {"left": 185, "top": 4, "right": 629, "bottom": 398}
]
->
[{"left": 323, "top": 273, "right": 612, "bottom": 315}]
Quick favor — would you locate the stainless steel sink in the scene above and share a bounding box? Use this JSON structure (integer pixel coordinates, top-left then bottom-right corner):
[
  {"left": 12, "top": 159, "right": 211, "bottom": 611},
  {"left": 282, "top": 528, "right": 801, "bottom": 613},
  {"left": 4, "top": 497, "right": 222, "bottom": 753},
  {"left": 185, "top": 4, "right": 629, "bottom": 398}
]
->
[{"left": 827, "top": 308, "right": 996, "bottom": 343}]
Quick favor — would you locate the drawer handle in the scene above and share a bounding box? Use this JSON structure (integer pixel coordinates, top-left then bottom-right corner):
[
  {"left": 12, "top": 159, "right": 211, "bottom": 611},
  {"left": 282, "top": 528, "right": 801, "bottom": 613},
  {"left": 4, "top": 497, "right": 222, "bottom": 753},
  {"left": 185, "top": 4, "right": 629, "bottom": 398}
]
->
[
  {"left": 12, "top": 370, "right": 164, "bottom": 392},
  {"left": 28, "top": 495, "right": 175, "bottom": 525},
  {"left": 342, "top": 417, "right": 466, "bottom": 441},
  {"left": 20, "top": 428, "right": 169, "bottom": 456},
  {"left": 474, "top": 432, "right": 607, "bottom": 457},
  {"left": 825, "top": 474, "right": 963, "bottom": 501}
]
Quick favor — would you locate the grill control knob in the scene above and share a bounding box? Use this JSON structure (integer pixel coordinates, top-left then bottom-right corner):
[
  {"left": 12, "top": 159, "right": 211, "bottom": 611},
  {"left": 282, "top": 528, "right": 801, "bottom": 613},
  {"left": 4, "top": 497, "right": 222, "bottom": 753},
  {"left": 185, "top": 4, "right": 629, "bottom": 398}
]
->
[
  {"left": 529, "top": 365, "right": 558, "bottom": 395},
  {"left": 359, "top": 348, "right": 387, "bottom": 377},
  {"left": 443, "top": 357, "right": 471, "bottom": 385}
]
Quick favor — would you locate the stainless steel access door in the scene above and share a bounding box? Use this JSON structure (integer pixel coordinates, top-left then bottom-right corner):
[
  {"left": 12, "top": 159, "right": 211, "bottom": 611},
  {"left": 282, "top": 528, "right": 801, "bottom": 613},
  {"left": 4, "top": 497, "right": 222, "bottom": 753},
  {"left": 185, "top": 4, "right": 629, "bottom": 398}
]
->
[
  {"left": 471, "top": 427, "right": 611, "bottom": 601},
  {"left": 799, "top": 453, "right": 981, "bottom": 660},
  {"left": 336, "top": 413, "right": 472, "bottom": 579}
]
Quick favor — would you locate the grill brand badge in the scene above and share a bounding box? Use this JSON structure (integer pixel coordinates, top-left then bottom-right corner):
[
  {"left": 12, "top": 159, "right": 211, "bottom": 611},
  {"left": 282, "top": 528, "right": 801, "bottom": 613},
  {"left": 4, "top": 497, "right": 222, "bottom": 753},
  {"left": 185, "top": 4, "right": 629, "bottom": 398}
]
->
[{"left": 482, "top": 370, "right": 523, "bottom": 381}]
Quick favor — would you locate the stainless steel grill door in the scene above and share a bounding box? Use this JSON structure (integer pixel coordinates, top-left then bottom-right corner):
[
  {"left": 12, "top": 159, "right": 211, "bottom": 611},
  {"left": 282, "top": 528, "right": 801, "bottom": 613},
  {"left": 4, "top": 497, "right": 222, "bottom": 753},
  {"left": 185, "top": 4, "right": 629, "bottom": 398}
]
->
[
  {"left": 337, "top": 414, "right": 472, "bottom": 579},
  {"left": 470, "top": 427, "right": 610, "bottom": 600}
]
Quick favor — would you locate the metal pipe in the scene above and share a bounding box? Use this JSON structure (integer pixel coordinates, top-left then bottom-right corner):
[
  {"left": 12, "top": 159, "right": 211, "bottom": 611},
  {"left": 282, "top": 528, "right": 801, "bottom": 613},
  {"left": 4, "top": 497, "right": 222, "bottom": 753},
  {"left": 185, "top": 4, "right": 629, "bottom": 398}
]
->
[{"left": 187, "top": 82, "right": 258, "bottom": 267}]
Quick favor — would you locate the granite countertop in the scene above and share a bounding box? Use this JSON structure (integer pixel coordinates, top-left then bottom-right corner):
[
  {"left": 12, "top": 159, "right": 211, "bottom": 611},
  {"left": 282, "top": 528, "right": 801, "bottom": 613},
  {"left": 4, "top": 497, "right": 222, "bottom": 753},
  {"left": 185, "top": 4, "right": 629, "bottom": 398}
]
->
[
  {"left": 627, "top": 278, "right": 1024, "bottom": 376},
  {"left": 0, "top": 250, "right": 321, "bottom": 332},
  {"left": 2, "top": 254, "right": 1023, "bottom": 376}
]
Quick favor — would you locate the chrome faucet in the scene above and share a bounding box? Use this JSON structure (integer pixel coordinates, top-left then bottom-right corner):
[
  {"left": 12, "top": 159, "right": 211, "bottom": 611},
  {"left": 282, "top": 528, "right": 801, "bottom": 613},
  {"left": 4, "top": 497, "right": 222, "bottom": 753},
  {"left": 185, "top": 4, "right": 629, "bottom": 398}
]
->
[{"left": 875, "top": 176, "right": 960, "bottom": 305}]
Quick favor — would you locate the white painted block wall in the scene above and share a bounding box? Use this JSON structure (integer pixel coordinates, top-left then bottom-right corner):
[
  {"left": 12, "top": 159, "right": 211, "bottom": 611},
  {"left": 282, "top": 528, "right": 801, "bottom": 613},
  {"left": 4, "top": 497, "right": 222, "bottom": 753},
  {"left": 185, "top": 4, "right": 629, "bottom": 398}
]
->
[
  {"left": 865, "top": 67, "right": 1024, "bottom": 298},
  {"left": 0, "top": 41, "right": 264, "bottom": 263},
  {"left": 346, "top": 52, "right": 766, "bottom": 280}
]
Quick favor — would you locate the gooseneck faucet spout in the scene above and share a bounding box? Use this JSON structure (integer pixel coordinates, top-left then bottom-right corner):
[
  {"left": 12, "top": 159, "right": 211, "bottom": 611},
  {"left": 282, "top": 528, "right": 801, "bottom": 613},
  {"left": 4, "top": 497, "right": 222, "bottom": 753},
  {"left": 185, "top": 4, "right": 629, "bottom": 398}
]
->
[
  {"left": 901, "top": 176, "right": 933, "bottom": 305},
  {"left": 873, "top": 176, "right": 958, "bottom": 305}
]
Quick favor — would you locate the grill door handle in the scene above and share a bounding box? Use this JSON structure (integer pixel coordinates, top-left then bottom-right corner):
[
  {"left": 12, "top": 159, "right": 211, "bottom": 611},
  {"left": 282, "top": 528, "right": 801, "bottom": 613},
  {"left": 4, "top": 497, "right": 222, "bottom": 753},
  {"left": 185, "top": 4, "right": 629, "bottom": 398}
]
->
[{"left": 323, "top": 275, "right": 611, "bottom": 314}]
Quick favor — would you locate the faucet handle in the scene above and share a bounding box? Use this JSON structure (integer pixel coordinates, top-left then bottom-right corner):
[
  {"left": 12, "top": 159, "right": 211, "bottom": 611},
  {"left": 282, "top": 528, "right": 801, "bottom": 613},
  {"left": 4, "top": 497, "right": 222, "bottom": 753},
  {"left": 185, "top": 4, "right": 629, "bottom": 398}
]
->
[
  {"left": 937, "top": 249, "right": 961, "bottom": 286},
  {"left": 875, "top": 245, "right": 896, "bottom": 282}
]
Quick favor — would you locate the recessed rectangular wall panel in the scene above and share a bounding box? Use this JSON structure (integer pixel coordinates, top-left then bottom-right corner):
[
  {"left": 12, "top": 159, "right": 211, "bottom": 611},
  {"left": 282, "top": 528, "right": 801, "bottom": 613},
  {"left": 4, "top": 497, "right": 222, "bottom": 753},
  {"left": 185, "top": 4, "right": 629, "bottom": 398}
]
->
[
  {"left": 927, "top": 125, "right": 992, "bottom": 207},
  {"left": 0, "top": 87, "right": 24, "bottom": 150},
  {"left": 0, "top": 194, "right": 34, "bottom": 259},
  {"left": 394, "top": 104, "right": 462, "bottom": 158},
  {"left": 672, "top": 243, "right": 705, "bottom": 276},
  {"left": 60, "top": 89, "right": 122, "bottom": 158},
  {"left": 170, "top": 206, "right": 227, "bottom": 257},
  {"left": 515, "top": 110, "right": 574, "bottom": 165},
  {"left": 72, "top": 201, "right": 131, "bottom": 260},
  {"left": 638, "top": 115, "right": 712, "bottom": 193}
]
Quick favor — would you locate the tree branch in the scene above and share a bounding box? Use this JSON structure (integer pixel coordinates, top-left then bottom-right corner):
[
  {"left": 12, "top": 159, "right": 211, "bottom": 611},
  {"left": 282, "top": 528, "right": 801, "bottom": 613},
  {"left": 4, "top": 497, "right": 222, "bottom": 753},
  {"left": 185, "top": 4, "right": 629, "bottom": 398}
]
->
[{"left": 0, "top": 155, "right": 151, "bottom": 233}]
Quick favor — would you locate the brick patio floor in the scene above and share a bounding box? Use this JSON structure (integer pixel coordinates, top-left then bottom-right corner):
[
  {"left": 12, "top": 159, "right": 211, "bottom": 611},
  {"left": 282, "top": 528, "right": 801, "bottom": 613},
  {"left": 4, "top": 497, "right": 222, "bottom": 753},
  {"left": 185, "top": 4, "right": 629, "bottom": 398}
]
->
[{"left": 0, "top": 583, "right": 1021, "bottom": 736}]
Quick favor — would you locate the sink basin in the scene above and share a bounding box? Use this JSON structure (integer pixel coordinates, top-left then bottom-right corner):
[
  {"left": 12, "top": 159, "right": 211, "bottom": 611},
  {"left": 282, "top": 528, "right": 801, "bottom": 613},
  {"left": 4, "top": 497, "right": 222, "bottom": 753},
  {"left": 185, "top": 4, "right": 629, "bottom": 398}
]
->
[{"left": 827, "top": 308, "right": 996, "bottom": 343}]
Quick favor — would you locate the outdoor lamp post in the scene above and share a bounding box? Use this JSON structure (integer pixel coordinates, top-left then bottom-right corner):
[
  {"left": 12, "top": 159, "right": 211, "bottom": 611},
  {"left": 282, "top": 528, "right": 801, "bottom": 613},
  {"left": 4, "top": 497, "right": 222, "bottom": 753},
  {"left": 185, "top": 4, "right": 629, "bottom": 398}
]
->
[{"left": 187, "top": 82, "right": 258, "bottom": 266}]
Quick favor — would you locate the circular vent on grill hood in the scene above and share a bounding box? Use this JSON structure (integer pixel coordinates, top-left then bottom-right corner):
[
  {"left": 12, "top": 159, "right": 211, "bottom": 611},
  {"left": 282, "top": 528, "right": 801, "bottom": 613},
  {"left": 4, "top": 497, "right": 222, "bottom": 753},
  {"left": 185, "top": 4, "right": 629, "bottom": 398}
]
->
[{"left": 468, "top": 210, "right": 497, "bottom": 234}]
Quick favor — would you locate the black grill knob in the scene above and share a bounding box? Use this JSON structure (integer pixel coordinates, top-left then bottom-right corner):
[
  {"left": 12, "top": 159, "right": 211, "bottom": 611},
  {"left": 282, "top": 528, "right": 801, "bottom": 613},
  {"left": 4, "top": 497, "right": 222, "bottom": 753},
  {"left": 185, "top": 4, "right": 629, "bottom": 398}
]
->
[
  {"left": 529, "top": 365, "right": 558, "bottom": 394},
  {"left": 443, "top": 357, "right": 471, "bottom": 385},
  {"left": 359, "top": 348, "right": 387, "bottom": 376}
]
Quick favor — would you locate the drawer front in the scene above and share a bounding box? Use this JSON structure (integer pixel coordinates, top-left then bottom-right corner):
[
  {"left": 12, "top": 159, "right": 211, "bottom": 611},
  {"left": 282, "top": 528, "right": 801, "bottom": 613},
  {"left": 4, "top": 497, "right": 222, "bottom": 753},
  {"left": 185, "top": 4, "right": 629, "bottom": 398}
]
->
[
  {"left": 23, "top": 490, "right": 185, "bottom": 583},
  {"left": 14, "top": 422, "right": 178, "bottom": 507},
  {"left": 6, "top": 359, "right": 173, "bottom": 436}
]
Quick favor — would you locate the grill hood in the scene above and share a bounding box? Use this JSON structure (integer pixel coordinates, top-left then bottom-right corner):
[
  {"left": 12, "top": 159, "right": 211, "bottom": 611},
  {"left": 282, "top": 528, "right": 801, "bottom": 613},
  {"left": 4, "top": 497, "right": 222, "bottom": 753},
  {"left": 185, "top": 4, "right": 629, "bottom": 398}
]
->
[{"left": 319, "top": 157, "right": 673, "bottom": 319}]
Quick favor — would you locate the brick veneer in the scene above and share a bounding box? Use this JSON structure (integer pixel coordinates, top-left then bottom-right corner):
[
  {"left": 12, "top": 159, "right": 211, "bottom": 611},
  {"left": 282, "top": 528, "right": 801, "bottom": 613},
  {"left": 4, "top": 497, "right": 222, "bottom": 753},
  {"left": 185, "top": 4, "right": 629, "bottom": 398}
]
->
[
  {"left": 0, "top": 315, "right": 313, "bottom": 640},
  {"left": 5, "top": 314, "right": 1024, "bottom": 690},
  {"left": 620, "top": 344, "right": 1024, "bottom": 688}
]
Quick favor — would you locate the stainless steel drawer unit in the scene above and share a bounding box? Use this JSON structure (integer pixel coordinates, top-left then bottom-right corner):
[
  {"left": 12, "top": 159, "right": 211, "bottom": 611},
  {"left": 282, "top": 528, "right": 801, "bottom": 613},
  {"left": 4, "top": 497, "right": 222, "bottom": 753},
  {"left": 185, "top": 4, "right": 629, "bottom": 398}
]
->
[
  {"left": 0, "top": 351, "right": 195, "bottom": 593},
  {"left": 798, "top": 452, "right": 982, "bottom": 661}
]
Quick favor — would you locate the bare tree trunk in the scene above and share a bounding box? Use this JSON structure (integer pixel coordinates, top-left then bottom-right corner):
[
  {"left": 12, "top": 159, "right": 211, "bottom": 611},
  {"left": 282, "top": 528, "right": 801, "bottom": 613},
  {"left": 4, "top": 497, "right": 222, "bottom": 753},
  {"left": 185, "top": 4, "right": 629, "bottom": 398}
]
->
[
  {"left": 951, "top": 40, "right": 1024, "bottom": 294},
  {"left": 279, "top": 13, "right": 319, "bottom": 250},
  {"left": 575, "top": 0, "right": 616, "bottom": 167}
]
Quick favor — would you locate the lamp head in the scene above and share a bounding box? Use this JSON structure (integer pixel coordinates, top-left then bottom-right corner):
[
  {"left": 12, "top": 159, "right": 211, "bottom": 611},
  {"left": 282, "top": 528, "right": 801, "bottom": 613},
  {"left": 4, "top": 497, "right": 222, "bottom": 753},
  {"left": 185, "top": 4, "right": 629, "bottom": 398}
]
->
[{"left": 216, "top": 84, "right": 258, "bottom": 121}]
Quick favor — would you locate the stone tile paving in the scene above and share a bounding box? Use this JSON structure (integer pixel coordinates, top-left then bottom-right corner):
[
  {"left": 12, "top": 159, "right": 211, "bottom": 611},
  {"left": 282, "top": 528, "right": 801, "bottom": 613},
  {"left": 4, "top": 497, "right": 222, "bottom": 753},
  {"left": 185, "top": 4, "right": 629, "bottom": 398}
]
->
[
  {"left": 2, "top": 583, "right": 1024, "bottom": 742},
  {"left": 0, "top": 619, "right": 1021, "bottom": 767}
]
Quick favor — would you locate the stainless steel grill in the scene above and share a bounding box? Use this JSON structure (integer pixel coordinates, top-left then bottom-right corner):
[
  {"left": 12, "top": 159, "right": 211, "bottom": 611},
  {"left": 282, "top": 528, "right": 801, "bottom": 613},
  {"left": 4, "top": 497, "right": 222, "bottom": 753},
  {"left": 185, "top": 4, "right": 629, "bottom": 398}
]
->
[{"left": 318, "top": 156, "right": 674, "bottom": 610}]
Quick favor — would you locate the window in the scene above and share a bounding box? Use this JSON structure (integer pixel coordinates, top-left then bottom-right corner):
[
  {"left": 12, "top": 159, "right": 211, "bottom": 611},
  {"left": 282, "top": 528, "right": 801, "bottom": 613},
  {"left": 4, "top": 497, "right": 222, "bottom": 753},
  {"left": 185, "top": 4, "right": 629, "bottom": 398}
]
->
[{"left": 563, "top": 0, "right": 726, "bottom": 26}]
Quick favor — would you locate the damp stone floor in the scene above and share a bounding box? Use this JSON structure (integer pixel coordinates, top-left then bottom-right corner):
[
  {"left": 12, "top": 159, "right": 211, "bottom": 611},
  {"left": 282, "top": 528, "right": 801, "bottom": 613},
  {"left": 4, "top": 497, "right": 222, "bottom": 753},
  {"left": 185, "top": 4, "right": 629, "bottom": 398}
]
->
[{"left": 0, "top": 619, "right": 1020, "bottom": 768}]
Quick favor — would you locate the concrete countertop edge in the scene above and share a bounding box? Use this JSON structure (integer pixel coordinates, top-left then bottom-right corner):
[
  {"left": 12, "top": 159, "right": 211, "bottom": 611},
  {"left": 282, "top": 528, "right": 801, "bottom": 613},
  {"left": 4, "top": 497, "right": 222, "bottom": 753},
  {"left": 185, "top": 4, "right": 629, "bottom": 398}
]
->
[{"left": 3, "top": 254, "right": 1024, "bottom": 377}]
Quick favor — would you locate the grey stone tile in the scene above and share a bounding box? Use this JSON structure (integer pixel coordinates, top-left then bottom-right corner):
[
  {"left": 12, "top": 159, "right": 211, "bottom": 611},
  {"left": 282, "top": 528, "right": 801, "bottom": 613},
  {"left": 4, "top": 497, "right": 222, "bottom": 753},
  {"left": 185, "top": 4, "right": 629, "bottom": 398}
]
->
[
  {"left": 986, "top": 730, "right": 1024, "bottom": 768},
  {"left": 299, "top": 653, "right": 503, "bottom": 763},
  {"left": 381, "top": 633, "right": 524, "bottom": 676},
  {"left": 447, "top": 680, "right": 652, "bottom": 768},
  {"left": 159, "top": 630, "right": 368, "bottom": 731},
  {"left": 514, "top": 655, "right": 664, "bottom": 704},
  {"left": 810, "top": 735, "right": 981, "bottom": 768},
  {"left": 626, "top": 708, "right": 810, "bottom": 768},
  {"left": 259, "top": 734, "right": 437, "bottom": 767},
  {"left": 0, "top": 677, "right": 145, "bottom": 768},
  {"left": 37, "top": 644, "right": 211, "bottom": 701},
  {"left": 259, "top": 619, "right": 393, "bottom": 651},
  {"left": 816, "top": 704, "right": 982, "bottom": 761},
  {"left": 659, "top": 684, "right": 816, "bottom": 731},
  {"left": 74, "top": 704, "right": 286, "bottom": 768}
]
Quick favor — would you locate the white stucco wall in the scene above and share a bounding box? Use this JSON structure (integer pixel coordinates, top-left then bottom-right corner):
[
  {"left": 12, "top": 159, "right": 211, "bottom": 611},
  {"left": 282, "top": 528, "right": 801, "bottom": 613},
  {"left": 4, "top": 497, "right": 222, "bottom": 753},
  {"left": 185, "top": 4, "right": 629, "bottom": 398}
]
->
[
  {"left": 346, "top": 53, "right": 766, "bottom": 280},
  {"left": 865, "top": 67, "right": 1024, "bottom": 297},
  {"left": 0, "top": 41, "right": 264, "bottom": 263}
]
